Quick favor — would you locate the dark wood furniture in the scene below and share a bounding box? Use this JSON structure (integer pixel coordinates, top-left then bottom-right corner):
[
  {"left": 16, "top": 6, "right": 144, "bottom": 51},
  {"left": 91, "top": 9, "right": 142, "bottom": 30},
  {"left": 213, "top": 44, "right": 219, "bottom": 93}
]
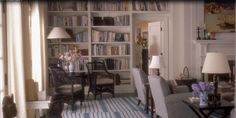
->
[
  {"left": 144, "top": 83, "right": 154, "bottom": 118},
  {"left": 183, "top": 99, "right": 234, "bottom": 118},
  {"left": 86, "top": 61, "right": 115, "bottom": 99},
  {"left": 48, "top": 66, "right": 85, "bottom": 113}
]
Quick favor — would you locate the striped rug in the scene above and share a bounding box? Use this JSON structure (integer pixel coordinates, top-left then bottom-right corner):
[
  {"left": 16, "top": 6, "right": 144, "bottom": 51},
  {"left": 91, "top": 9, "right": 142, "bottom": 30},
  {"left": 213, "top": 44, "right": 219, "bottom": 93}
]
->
[{"left": 61, "top": 97, "right": 149, "bottom": 118}]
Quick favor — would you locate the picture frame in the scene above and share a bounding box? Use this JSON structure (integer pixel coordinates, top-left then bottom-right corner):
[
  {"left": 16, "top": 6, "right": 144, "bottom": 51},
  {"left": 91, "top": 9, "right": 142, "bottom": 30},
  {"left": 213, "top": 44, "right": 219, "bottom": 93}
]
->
[{"left": 204, "top": 0, "right": 235, "bottom": 32}]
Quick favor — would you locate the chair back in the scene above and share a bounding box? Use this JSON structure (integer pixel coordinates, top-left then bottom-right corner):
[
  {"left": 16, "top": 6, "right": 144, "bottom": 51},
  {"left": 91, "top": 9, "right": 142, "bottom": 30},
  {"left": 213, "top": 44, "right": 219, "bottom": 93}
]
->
[
  {"left": 149, "top": 75, "right": 169, "bottom": 118},
  {"left": 131, "top": 68, "right": 147, "bottom": 104},
  {"left": 86, "top": 61, "right": 112, "bottom": 86},
  {"left": 48, "top": 66, "right": 68, "bottom": 88}
]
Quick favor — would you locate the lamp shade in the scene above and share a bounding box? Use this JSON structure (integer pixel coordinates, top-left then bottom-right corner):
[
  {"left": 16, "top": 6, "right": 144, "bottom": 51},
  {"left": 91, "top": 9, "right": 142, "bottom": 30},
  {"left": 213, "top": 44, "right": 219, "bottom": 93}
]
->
[
  {"left": 149, "top": 56, "right": 160, "bottom": 69},
  {"left": 202, "top": 52, "right": 231, "bottom": 74},
  {"left": 47, "top": 27, "right": 71, "bottom": 39}
]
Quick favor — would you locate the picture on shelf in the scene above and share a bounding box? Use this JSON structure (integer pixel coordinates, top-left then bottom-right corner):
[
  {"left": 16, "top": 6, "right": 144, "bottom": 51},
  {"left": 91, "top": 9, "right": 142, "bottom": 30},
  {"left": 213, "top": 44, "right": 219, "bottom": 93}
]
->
[{"left": 204, "top": 0, "right": 235, "bottom": 32}]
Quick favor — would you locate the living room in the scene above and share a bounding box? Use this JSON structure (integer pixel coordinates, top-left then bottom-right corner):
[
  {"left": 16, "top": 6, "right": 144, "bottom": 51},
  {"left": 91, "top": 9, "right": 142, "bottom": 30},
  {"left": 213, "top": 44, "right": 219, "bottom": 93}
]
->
[{"left": 0, "top": 1, "right": 235, "bottom": 118}]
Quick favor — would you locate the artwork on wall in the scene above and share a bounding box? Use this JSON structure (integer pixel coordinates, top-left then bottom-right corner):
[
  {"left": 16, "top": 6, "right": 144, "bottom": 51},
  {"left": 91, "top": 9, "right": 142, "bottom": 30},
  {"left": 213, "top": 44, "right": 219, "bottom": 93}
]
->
[{"left": 204, "top": 0, "right": 235, "bottom": 32}]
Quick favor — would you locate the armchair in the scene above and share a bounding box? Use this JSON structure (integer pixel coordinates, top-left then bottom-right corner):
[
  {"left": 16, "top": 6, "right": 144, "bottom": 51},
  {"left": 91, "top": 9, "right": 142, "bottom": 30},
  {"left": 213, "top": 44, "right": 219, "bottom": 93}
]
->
[
  {"left": 86, "top": 61, "right": 115, "bottom": 99},
  {"left": 149, "top": 75, "right": 198, "bottom": 118},
  {"left": 48, "top": 66, "right": 85, "bottom": 111},
  {"left": 131, "top": 68, "right": 148, "bottom": 106}
]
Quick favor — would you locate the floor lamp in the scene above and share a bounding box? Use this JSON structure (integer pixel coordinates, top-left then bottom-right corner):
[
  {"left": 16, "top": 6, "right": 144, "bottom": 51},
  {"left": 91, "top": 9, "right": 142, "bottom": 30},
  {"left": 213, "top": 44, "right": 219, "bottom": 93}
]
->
[{"left": 202, "top": 52, "right": 231, "bottom": 103}]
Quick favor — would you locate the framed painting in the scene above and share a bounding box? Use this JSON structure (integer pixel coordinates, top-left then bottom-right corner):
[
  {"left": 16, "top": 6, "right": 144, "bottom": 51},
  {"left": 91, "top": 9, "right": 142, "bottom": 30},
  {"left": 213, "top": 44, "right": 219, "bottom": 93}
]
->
[{"left": 204, "top": 0, "right": 235, "bottom": 32}]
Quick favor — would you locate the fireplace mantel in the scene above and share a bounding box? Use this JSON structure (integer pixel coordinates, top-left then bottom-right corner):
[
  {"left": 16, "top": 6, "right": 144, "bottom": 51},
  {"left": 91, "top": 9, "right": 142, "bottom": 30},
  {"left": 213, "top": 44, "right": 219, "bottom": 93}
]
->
[{"left": 193, "top": 39, "right": 235, "bottom": 78}]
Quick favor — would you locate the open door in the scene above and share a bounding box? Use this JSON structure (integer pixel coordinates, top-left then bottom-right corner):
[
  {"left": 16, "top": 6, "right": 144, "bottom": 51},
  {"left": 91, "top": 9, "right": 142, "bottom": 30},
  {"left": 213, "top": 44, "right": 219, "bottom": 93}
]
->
[{"left": 148, "top": 21, "right": 167, "bottom": 79}]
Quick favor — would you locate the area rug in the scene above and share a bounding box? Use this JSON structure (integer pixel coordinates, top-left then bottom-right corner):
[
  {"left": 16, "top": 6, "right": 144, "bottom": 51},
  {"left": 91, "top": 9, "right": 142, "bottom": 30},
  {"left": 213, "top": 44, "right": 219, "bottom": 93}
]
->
[{"left": 61, "top": 97, "right": 149, "bottom": 118}]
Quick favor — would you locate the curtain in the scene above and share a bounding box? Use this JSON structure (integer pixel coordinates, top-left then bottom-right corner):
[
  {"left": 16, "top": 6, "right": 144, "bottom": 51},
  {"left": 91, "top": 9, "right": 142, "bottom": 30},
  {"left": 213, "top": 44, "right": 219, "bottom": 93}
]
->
[
  {"left": 0, "top": 3, "right": 4, "bottom": 118},
  {"left": 30, "top": 2, "right": 46, "bottom": 92},
  {"left": 6, "top": 2, "right": 27, "bottom": 118}
]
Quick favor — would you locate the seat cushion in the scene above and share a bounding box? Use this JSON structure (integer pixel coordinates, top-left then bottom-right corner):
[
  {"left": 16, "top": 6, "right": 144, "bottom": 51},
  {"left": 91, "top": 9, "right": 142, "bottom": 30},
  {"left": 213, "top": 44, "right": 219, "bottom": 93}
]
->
[
  {"left": 56, "top": 84, "right": 82, "bottom": 94},
  {"left": 97, "top": 78, "right": 114, "bottom": 85},
  {"left": 159, "top": 77, "right": 171, "bottom": 96}
]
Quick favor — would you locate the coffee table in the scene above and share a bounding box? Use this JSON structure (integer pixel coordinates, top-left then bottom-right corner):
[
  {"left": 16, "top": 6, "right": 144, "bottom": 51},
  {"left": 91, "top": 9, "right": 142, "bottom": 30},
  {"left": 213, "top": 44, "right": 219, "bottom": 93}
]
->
[{"left": 183, "top": 99, "right": 234, "bottom": 118}]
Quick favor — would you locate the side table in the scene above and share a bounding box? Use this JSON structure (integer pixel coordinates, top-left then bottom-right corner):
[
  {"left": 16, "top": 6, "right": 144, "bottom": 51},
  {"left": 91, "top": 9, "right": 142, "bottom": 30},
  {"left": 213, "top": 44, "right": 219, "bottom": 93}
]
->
[{"left": 183, "top": 99, "right": 234, "bottom": 118}]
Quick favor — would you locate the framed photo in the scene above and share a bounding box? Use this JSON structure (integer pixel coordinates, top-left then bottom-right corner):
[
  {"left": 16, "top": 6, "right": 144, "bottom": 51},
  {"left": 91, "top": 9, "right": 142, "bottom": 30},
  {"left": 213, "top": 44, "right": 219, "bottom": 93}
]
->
[{"left": 204, "top": 0, "right": 235, "bottom": 32}]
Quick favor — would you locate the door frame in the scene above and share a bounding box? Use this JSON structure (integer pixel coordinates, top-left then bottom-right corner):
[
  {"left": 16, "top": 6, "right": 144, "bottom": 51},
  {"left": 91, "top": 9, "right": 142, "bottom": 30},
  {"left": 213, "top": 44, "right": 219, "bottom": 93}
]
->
[{"left": 133, "top": 14, "right": 169, "bottom": 79}]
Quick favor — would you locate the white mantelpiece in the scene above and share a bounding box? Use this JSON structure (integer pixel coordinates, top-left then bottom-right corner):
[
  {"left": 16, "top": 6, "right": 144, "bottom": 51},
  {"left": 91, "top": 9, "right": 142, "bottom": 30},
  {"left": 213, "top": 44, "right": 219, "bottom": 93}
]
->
[{"left": 193, "top": 39, "right": 235, "bottom": 78}]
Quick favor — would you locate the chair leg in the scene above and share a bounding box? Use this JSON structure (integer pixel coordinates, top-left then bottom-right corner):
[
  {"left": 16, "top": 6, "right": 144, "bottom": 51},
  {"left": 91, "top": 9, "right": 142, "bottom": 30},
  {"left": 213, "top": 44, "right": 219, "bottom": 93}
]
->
[
  {"left": 71, "top": 103, "right": 76, "bottom": 111},
  {"left": 137, "top": 99, "right": 141, "bottom": 106},
  {"left": 87, "top": 91, "right": 90, "bottom": 99}
]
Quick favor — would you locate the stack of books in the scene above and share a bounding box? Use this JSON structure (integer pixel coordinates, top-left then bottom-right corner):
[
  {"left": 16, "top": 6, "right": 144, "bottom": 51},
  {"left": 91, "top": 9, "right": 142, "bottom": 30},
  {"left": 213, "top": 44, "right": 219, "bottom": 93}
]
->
[
  {"left": 92, "top": 30, "right": 130, "bottom": 42},
  {"left": 92, "top": 44, "right": 130, "bottom": 56},
  {"left": 93, "top": 15, "right": 129, "bottom": 26},
  {"left": 48, "top": 15, "right": 88, "bottom": 26}
]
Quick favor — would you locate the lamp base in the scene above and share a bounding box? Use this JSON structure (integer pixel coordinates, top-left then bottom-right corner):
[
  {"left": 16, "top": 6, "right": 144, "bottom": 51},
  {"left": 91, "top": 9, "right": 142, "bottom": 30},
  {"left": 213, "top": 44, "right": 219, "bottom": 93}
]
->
[{"left": 208, "top": 93, "right": 221, "bottom": 105}]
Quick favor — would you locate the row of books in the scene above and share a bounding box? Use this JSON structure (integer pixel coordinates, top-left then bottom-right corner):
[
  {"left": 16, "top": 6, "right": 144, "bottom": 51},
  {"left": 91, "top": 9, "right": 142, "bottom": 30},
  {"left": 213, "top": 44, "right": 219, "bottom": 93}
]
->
[
  {"left": 72, "top": 59, "right": 89, "bottom": 72},
  {"left": 91, "top": 0, "right": 129, "bottom": 11},
  {"left": 48, "top": 39, "right": 60, "bottom": 44},
  {"left": 48, "top": 1, "right": 87, "bottom": 11},
  {"left": 75, "top": 32, "right": 88, "bottom": 42},
  {"left": 93, "top": 15, "right": 129, "bottom": 26},
  {"left": 104, "top": 58, "right": 130, "bottom": 70},
  {"left": 48, "top": 1, "right": 168, "bottom": 12},
  {"left": 92, "top": 30, "right": 130, "bottom": 42},
  {"left": 133, "top": 0, "right": 168, "bottom": 11},
  {"left": 48, "top": 45, "right": 60, "bottom": 57},
  {"left": 48, "top": 15, "right": 88, "bottom": 27},
  {"left": 92, "top": 44, "right": 130, "bottom": 56}
]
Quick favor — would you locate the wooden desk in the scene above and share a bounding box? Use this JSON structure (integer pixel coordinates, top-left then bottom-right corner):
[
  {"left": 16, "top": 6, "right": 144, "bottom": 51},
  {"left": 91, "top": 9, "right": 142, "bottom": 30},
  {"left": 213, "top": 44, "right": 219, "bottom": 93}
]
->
[{"left": 183, "top": 99, "right": 234, "bottom": 118}]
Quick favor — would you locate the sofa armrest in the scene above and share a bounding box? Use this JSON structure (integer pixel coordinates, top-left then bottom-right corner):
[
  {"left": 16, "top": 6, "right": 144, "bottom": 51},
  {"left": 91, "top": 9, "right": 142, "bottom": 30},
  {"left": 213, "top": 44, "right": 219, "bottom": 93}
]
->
[{"left": 174, "top": 85, "right": 189, "bottom": 93}]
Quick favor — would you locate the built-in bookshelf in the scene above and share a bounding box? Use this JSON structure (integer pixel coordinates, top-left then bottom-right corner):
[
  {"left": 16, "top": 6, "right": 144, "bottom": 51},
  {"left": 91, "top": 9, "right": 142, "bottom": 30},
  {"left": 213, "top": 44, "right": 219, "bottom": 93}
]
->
[{"left": 47, "top": 0, "right": 168, "bottom": 93}]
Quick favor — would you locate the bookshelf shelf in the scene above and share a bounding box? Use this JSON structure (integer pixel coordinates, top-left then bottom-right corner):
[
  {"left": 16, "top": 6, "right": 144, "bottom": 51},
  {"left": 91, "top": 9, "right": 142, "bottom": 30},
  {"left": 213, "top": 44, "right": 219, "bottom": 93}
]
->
[
  {"left": 91, "top": 42, "right": 130, "bottom": 44},
  {"left": 91, "top": 26, "right": 130, "bottom": 28},
  {"left": 48, "top": 26, "right": 88, "bottom": 29},
  {"left": 132, "top": 11, "right": 169, "bottom": 14},
  {"left": 60, "top": 42, "right": 88, "bottom": 45},
  {"left": 91, "top": 11, "right": 130, "bottom": 14},
  {"left": 47, "top": 1, "right": 168, "bottom": 93},
  {"left": 91, "top": 55, "right": 130, "bottom": 58}
]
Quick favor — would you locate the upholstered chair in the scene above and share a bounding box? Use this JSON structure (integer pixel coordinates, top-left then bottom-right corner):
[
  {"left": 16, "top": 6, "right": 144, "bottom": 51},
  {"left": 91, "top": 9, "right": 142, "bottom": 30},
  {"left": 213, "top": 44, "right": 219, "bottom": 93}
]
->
[
  {"left": 131, "top": 68, "right": 148, "bottom": 106},
  {"left": 149, "top": 75, "right": 198, "bottom": 118}
]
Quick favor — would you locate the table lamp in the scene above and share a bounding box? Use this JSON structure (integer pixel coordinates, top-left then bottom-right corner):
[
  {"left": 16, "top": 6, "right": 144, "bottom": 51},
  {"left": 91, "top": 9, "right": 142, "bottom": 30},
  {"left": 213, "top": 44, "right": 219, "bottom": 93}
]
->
[
  {"left": 149, "top": 55, "right": 165, "bottom": 76},
  {"left": 202, "top": 52, "right": 231, "bottom": 103},
  {"left": 47, "top": 27, "right": 71, "bottom": 39},
  {"left": 47, "top": 27, "right": 72, "bottom": 68}
]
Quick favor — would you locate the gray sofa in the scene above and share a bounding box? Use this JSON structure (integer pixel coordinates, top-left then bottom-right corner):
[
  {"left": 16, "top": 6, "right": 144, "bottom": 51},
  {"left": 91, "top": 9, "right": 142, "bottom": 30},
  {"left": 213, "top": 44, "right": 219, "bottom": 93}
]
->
[{"left": 149, "top": 75, "right": 198, "bottom": 118}]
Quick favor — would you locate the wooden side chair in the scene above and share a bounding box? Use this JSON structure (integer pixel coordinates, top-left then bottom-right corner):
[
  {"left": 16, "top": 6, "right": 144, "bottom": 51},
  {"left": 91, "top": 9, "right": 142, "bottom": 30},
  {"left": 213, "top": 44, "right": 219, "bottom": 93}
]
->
[
  {"left": 86, "top": 61, "right": 115, "bottom": 99},
  {"left": 48, "top": 66, "right": 85, "bottom": 111}
]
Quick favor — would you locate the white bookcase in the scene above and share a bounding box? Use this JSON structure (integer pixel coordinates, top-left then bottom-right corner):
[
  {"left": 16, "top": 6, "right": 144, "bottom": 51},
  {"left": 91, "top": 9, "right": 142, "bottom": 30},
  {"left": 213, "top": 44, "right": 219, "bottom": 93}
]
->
[{"left": 46, "top": 1, "right": 168, "bottom": 93}]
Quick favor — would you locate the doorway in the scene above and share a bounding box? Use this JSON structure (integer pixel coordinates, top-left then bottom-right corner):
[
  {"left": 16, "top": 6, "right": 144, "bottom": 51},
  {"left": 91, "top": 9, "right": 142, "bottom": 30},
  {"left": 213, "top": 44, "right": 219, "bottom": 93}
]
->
[{"left": 133, "top": 14, "right": 169, "bottom": 79}]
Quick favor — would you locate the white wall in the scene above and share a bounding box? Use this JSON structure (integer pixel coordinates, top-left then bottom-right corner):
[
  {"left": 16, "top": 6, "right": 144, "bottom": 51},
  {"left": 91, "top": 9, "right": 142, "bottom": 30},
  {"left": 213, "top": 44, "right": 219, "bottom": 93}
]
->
[{"left": 168, "top": 1, "right": 235, "bottom": 80}]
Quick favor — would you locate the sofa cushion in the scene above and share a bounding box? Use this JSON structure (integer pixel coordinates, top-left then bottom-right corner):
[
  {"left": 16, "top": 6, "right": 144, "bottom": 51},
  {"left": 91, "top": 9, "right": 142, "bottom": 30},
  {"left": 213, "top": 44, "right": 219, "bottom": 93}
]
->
[
  {"left": 97, "top": 78, "right": 114, "bottom": 85},
  {"left": 56, "top": 84, "right": 82, "bottom": 94},
  {"left": 159, "top": 77, "right": 171, "bottom": 97}
]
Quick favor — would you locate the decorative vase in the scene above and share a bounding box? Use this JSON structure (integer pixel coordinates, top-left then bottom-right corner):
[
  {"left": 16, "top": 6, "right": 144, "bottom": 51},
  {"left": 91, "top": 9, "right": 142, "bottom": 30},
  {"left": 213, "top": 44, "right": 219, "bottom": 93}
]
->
[
  {"left": 68, "top": 62, "right": 74, "bottom": 72},
  {"left": 199, "top": 92, "right": 208, "bottom": 106}
]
